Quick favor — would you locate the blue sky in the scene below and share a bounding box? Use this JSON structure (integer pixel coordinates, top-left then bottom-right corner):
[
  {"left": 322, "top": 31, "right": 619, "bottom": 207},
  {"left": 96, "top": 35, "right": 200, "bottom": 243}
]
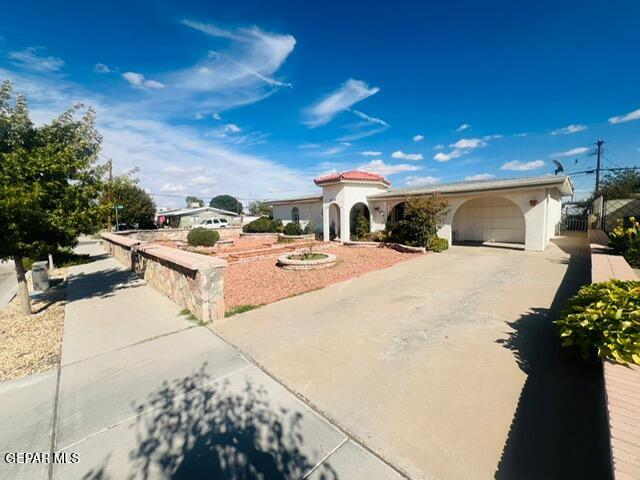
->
[{"left": 1, "top": 0, "right": 639, "bottom": 208}]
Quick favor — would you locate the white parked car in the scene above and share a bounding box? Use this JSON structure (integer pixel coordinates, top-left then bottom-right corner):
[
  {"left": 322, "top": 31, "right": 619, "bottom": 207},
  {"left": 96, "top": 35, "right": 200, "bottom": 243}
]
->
[{"left": 195, "top": 218, "right": 229, "bottom": 229}]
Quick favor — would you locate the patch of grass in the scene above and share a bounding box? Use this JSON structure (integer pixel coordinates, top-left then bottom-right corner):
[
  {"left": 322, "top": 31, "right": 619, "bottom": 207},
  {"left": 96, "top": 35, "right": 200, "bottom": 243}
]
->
[
  {"left": 225, "top": 304, "right": 261, "bottom": 317},
  {"left": 277, "top": 237, "right": 295, "bottom": 243},
  {"left": 23, "top": 249, "right": 92, "bottom": 270},
  {"left": 288, "top": 253, "right": 328, "bottom": 261},
  {"left": 179, "top": 308, "right": 207, "bottom": 325}
]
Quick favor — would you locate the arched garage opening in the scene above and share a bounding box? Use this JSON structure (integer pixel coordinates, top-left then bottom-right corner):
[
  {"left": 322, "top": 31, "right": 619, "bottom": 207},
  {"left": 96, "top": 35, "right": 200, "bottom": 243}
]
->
[
  {"left": 349, "top": 203, "right": 370, "bottom": 238},
  {"left": 452, "top": 196, "right": 525, "bottom": 245}
]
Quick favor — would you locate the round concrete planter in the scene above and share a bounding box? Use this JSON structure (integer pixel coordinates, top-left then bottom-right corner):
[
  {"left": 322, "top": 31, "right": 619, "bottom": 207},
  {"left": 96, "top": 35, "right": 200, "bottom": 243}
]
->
[{"left": 277, "top": 251, "right": 337, "bottom": 270}]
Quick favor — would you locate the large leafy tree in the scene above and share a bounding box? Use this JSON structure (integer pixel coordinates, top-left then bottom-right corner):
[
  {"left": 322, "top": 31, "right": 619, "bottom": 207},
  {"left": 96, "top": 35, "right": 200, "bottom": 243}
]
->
[
  {"left": 247, "top": 200, "right": 272, "bottom": 217},
  {"left": 210, "top": 194, "right": 243, "bottom": 214},
  {"left": 599, "top": 169, "right": 640, "bottom": 199},
  {"left": 104, "top": 175, "right": 156, "bottom": 229},
  {"left": 185, "top": 196, "right": 204, "bottom": 207},
  {"left": 0, "top": 81, "right": 106, "bottom": 315}
]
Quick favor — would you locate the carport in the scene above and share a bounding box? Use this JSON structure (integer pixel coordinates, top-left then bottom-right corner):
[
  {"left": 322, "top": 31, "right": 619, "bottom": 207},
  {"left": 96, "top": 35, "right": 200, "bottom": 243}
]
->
[{"left": 369, "top": 175, "right": 574, "bottom": 251}]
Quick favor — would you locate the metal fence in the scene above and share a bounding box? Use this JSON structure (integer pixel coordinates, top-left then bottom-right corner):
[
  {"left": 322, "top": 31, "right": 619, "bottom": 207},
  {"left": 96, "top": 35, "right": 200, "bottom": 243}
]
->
[
  {"left": 561, "top": 216, "right": 587, "bottom": 232},
  {"left": 603, "top": 198, "right": 640, "bottom": 231}
]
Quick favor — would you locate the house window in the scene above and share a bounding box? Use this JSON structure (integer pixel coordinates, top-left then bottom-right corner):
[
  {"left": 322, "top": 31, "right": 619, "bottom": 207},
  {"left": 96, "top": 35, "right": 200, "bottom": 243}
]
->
[{"left": 292, "top": 207, "right": 300, "bottom": 223}]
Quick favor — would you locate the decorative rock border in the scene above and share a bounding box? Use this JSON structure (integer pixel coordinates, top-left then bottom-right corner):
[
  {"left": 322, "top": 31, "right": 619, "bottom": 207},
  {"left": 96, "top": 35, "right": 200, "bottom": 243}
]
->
[
  {"left": 341, "top": 240, "right": 426, "bottom": 253},
  {"left": 239, "top": 232, "right": 280, "bottom": 238},
  {"left": 278, "top": 233, "right": 316, "bottom": 241},
  {"left": 277, "top": 251, "right": 337, "bottom": 270}
]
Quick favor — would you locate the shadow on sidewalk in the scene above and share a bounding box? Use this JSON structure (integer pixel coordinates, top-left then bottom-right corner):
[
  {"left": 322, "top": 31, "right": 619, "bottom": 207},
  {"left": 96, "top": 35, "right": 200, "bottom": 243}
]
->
[
  {"left": 494, "top": 234, "right": 611, "bottom": 479},
  {"left": 66, "top": 266, "right": 145, "bottom": 302},
  {"left": 81, "top": 366, "right": 339, "bottom": 480}
]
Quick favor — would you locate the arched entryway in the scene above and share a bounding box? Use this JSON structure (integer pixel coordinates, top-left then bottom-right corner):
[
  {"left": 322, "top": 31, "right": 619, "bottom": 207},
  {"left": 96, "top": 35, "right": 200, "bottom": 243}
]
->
[
  {"left": 329, "top": 203, "right": 341, "bottom": 240},
  {"left": 349, "top": 203, "right": 370, "bottom": 239},
  {"left": 387, "top": 202, "right": 405, "bottom": 227},
  {"left": 452, "top": 196, "right": 525, "bottom": 244}
]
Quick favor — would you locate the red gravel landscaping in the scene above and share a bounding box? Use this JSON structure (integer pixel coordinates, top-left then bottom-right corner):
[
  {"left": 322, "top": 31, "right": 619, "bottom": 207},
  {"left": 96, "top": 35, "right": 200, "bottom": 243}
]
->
[{"left": 224, "top": 244, "right": 422, "bottom": 311}]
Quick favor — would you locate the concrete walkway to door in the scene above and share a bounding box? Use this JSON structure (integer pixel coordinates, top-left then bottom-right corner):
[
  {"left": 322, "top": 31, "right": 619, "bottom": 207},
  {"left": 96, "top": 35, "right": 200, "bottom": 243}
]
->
[{"left": 214, "top": 233, "right": 611, "bottom": 480}]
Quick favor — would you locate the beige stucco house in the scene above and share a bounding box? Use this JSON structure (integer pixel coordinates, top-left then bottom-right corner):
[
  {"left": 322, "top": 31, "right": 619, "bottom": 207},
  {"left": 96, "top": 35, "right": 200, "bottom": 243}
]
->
[{"left": 271, "top": 171, "right": 573, "bottom": 251}]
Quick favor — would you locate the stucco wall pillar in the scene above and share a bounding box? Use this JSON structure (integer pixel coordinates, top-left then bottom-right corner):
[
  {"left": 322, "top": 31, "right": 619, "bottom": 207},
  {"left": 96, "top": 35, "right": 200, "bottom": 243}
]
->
[
  {"left": 322, "top": 204, "right": 330, "bottom": 242},
  {"left": 340, "top": 204, "right": 351, "bottom": 241}
]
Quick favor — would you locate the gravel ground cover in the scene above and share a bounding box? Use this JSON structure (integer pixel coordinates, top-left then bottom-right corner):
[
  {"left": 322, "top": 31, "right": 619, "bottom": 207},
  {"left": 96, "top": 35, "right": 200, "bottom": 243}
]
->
[
  {"left": 224, "top": 245, "right": 421, "bottom": 311},
  {"left": 0, "top": 268, "right": 67, "bottom": 381}
]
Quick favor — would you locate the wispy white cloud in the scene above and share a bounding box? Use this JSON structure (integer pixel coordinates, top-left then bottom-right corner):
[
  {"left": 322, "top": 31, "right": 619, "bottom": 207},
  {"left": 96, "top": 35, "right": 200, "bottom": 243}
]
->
[
  {"left": 391, "top": 150, "right": 423, "bottom": 161},
  {"left": 94, "top": 63, "right": 111, "bottom": 74},
  {"left": 434, "top": 144, "right": 445, "bottom": 150},
  {"left": 413, "top": 134, "right": 424, "bottom": 142},
  {"left": 434, "top": 137, "right": 487, "bottom": 162},
  {"left": 500, "top": 160, "right": 545, "bottom": 171},
  {"left": 450, "top": 138, "right": 486, "bottom": 149},
  {"left": 212, "top": 112, "right": 221, "bottom": 120},
  {"left": 160, "top": 182, "right": 186, "bottom": 192},
  {"left": 552, "top": 147, "right": 589, "bottom": 157},
  {"left": 358, "top": 159, "right": 420, "bottom": 175},
  {"left": 405, "top": 175, "right": 440, "bottom": 187},
  {"left": 189, "top": 175, "right": 217, "bottom": 186},
  {"left": 464, "top": 173, "right": 495, "bottom": 181},
  {"left": 162, "top": 165, "right": 206, "bottom": 175},
  {"left": 434, "top": 150, "right": 463, "bottom": 162},
  {"left": 348, "top": 108, "right": 388, "bottom": 127},
  {"left": 122, "top": 71, "right": 165, "bottom": 89},
  {"left": 9, "top": 47, "right": 64, "bottom": 72},
  {"left": 550, "top": 124, "right": 587, "bottom": 135},
  {"left": 222, "top": 123, "right": 241, "bottom": 133},
  {"left": 304, "top": 79, "right": 380, "bottom": 127},
  {"left": 360, "top": 150, "right": 381, "bottom": 156},
  {"left": 608, "top": 108, "right": 640, "bottom": 124},
  {"left": 456, "top": 123, "right": 470, "bottom": 132}
]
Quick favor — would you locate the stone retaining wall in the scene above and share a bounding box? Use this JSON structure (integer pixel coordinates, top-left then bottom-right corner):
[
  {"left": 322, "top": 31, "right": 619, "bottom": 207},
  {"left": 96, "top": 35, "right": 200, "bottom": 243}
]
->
[
  {"left": 588, "top": 229, "right": 639, "bottom": 480},
  {"left": 118, "top": 227, "right": 242, "bottom": 243},
  {"left": 101, "top": 233, "right": 226, "bottom": 322}
]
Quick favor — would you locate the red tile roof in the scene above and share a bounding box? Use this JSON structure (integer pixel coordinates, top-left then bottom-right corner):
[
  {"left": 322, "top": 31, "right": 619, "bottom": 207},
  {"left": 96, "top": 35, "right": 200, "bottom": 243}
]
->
[{"left": 314, "top": 170, "right": 390, "bottom": 186}]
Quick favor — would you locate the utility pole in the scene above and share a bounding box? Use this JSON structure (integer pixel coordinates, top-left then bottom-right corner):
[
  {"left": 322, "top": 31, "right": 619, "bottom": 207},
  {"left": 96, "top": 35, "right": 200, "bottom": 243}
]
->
[
  {"left": 107, "top": 159, "right": 113, "bottom": 228},
  {"left": 595, "top": 140, "right": 604, "bottom": 194}
]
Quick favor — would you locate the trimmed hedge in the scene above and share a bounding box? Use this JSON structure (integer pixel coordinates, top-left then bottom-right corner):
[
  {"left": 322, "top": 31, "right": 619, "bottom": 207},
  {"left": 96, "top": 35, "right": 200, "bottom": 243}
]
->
[
  {"left": 283, "top": 222, "right": 303, "bottom": 235},
  {"left": 555, "top": 280, "right": 640, "bottom": 365},
  {"left": 427, "top": 237, "right": 449, "bottom": 252},
  {"left": 187, "top": 228, "right": 220, "bottom": 246},
  {"left": 242, "top": 217, "right": 281, "bottom": 233}
]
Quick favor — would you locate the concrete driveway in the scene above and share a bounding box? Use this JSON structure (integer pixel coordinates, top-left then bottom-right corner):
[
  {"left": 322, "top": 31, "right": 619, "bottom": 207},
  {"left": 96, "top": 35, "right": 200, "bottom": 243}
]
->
[{"left": 214, "top": 233, "right": 611, "bottom": 480}]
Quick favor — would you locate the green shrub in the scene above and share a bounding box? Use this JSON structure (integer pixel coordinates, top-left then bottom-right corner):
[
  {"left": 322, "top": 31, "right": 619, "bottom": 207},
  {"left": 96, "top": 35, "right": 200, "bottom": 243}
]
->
[
  {"left": 283, "top": 222, "right": 303, "bottom": 235},
  {"left": 554, "top": 280, "right": 640, "bottom": 365},
  {"left": 187, "top": 228, "right": 220, "bottom": 246},
  {"left": 397, "top": 195, "right": 449, "bottom": 247},
  {"left": 243, "top": 217, "right": 280, "bottom": 233},
  {"left": 303, "top": 221, "right": 315, "bottom": 235},
  {"left": 427, "top": 236, "right": 449, "bottom": 252},
  {"left": 352, "top": 213, "right": 370, "bottom": 240},
  {"left": 609, "top": 217, "right": 640, "bottom": 267}
]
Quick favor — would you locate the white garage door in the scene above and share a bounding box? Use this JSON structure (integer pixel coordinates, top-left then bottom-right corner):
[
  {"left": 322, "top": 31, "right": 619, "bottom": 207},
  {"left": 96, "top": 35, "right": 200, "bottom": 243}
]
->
[{"left": 453, "top": 196, "right": 525, "bottom": 244}]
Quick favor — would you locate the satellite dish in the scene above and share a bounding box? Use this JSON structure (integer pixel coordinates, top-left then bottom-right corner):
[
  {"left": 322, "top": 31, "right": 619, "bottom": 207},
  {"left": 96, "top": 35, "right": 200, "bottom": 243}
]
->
[{"left": 553, "top": 160, "right": 564, "bottom": 175}]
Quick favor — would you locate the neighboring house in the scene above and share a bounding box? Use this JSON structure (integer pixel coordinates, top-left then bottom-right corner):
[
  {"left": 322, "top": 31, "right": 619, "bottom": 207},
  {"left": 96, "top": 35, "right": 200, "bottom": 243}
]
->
[
  {"left": 270, "top": 170, "right": 574, "bottom": 251},
  {"left": 157, "top": 206, "right": 239, "bottom": 229}
]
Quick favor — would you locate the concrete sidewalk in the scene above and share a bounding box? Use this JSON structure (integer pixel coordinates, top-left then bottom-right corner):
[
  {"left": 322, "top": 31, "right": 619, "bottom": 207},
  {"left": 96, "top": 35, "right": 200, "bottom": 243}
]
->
[{"left": 1, "top": 239, "right": 402, "bottom": 480}]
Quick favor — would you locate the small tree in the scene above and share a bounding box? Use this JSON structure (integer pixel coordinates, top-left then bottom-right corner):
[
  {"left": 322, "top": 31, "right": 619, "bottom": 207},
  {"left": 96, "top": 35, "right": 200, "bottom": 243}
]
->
[
  {"left": 396, "top": 195, "right": 449, "bottom": 247},
  {"left": 0, "top": 81, "right": 106, "bottom": 315},
  {"left": 247, "top": 200, "right": 273, "bottom": 217},
  {"left": 210, "top": 194, "right": 242, "bottom": 214},
  {"left": 185, "top": 196, "right": 204, "bottom": 207},
  {"left": 103, "top": 175, "right": 156, "bottom": 229},
  {"left": 353, "top": 213, "right": 370, "bottom": 240}
]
